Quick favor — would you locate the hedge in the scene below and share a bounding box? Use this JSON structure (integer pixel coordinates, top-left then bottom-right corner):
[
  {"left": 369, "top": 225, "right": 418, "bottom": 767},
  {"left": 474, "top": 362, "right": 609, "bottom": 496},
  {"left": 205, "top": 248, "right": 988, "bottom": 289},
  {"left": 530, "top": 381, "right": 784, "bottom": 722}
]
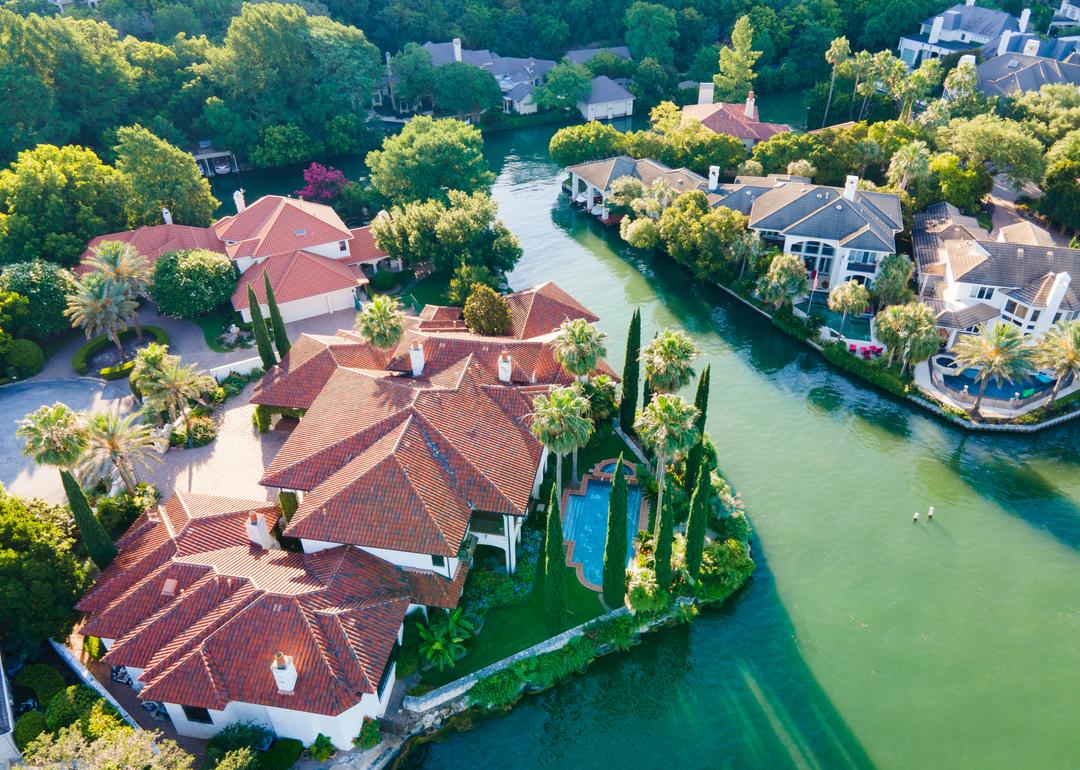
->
[
  {"left": 819, "top": 342, "right": 911, "bottom": 397},
  {"left": 100, "top": 361, "right": 135, "bottom": 380},
  {"left": 369, "top": 270, "right": 399, "bottom": 292},
  {"left": 260, "top": 738, "right": 304, "bottom": 770},
  {"left": 15, "top": 664, "right": 66, "bottom": 707},
  {"left": 44, "top": 685, "right": 99, "bottom": 732},
  {"left": 13, "top": 710, "right": 47, "bottom": 749},
  {"left": 6, "top": 338, "right": 44, "bottom": 377},
  {"left": 72, "top": 326, "right": 170, "bottom": 376}
]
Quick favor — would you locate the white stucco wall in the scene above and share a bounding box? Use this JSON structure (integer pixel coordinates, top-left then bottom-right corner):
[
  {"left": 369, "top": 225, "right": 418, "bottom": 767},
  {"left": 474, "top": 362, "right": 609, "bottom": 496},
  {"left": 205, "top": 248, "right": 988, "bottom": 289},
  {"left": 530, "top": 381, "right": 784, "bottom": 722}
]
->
[
  {"left": 301, "top": 540, "right": 458, "bottom": 578},
  {"left": 304, "top": 240, "right": 352, "bottom": 260},
  {"left": 237, "top": 288, "right": 356, "bottom": 324},
  {"left": 577, "top": 99, "right": 634, "bottom": 121}
]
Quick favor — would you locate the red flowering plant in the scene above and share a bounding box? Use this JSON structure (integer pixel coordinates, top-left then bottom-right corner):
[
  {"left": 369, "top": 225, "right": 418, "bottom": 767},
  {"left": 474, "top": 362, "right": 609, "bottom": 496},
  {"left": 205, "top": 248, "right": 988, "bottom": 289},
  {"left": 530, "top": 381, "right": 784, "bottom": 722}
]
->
[{"left": 295, "top": 163, "right": 347, "bottom": 202}]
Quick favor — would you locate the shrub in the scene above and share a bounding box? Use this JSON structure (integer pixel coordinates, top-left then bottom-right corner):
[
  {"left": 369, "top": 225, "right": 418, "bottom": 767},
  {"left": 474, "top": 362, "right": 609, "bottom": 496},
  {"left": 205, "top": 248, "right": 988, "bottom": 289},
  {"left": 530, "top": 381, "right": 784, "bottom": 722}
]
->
[
  {"left": 711, "top": 510, "right": 751, "bottom": 545},
  {"left": 447, "top": 263, "right": 498, "bottom": 306},
  {"left": 95, "top": 483, "right": 159, "bottom": 536},
  {"left": 697, "top": 538, "right": 755, "bottom": 604},
  {"left": 15, "top": 664, "right": 66, "bottom": 706},
  {"left": 214, "top": 748, "right": 260, "bottom": 770},
  {"left": 819, "top": 342, "right": 910, "bottom": 397},
  {"left": 44, "top": 685, "right": 98, "bottom": 732},
  {"left": 626, "top": 566, "right": 669, "bottom": 615},
  {"left": 7, "top": 339, "right": 44, "bottom": 377},
  {"left": 771, "top": 305, "right": 820, "bottom": 341},
  {"left": 259, "top": 738, "right": 304, "bottom": 770},
  {"left": 82, "top": 635, "right": 105, "bottom": 661},
  {"left": 0, "top": 260, "right": 77, "bottom": 340},
  {"left": 71, "top": 326, "right": 170, "bottom": 376},
  {"left": 352, "top": 717, "right": 382, "bottom": 750},
  {"left": 13, "top": 710, "right": 47, "bottom": 749},
  {"left": 469, "top": 667, "right": 524, "bottom": 708},
  {"left": 170, "top": 415, "right": 217, "bottom": 448},
  {"left": 80, "top": 698, "right": 124, "bottom": 740},
  {"left": 368, "top": 270, "right": 399, "bottom": 292},
  {"left": 205, "top": 722, "right": 273, "bottom": 768},
  {"left": 151, "top": 249, "right": 236, "bottom": 318},
  {"left": 307, "top": 734, "right": 335, "bottom": 763},
  {"left": 253, "top": 404, "right": 271, "bottom": 433},
  {"left": 99, "top": 360, "right": 135, "bottom": 380},
  {"left": 583, "top": 375, "right": 618, "bottom": 423},
  {"left": 462, "top": 284, "right": 510, "bottom": 336}
]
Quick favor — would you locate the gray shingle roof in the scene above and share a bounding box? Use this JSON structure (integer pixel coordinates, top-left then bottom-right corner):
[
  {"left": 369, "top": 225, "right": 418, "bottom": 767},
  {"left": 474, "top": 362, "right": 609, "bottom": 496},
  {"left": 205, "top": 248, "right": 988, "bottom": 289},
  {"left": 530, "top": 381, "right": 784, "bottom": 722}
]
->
[
  {"left": 929, "top": 5, "right": 1019, "bottom": 38},
  {"left": 977, "top": 53, "right": 1080, "bottom": 96},
  {"left": 996, "top": 33, "right": 1079, "bottom": 60},
  {"left": 421, "top": 42, "right": 555, "bottom": 88},
  {"left": 564, "top": 46, "right": 632, "bottom": 65},
  {"left": 581, "top": 75, "right": 634, "bottom": 105},
  {"left": 566, "top": 156, "right": 705, "bottom": 194},
  {"left": 912, "top": 203, "right": 990, "bottom": 271}
]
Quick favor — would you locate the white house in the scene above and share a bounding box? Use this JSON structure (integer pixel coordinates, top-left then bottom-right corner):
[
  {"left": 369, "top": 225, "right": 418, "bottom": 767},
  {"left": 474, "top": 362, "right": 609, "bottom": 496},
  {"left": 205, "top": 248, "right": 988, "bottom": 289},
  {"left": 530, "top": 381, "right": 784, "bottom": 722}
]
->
[
  {"left": 898, "top": 0, "right": 1029, "bottom": 67},
  {"left": 914, "top": 203, "right": 1080, "bottom": 347},
  {"left": 1050, "top": 0, "right": 1080, "bottom": 30},
  {"left": 576, "top": 76, "right": 635, "bottom": 121},
  {"left": 565, "top": 156, "right": 707, "bottom": 220}
]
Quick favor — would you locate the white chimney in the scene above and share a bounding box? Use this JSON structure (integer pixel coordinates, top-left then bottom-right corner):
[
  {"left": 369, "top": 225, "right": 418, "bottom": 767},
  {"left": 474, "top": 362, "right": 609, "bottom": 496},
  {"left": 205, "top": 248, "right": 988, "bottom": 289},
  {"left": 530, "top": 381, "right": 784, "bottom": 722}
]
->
[
  {"left": 409, "top": 342, "right": 425, "bottom": 376},
  {"left": 497, "top": 351, "right": 512, "bottom": 383},
  {"left": 233, "top": 189, "right": 247, "bottom": 214},
  {"left": 929, "top": 15, "right": 944, "bottom": 44},
  {"left": 452, "top": 37, "right": 462, "bottom": 62},
  {"left": 162, "top": 208, "right": 173, "bottom": 225},
  {"left": 965, "top": 0, "right": 975, "bottom": 6},
  {"left": 1023, "top": 37, "right": 1040, "bottom": 55},
  {"left": 245, "top": 512, "right": 277, "bottom": 550},
  {"left": 1019, "top": 8, "right": 1031, "bottom": 33},
  {"left": 708, "top": 165, "right": 720, "bottom": 191},
  {"left": 844, "top": 175, "right": 858, "bottom": 202},
  {"left": 271, "top": 652, "right": 297, "bottom": 693},
  {"left": 997, "top": 29, "right": 1015, "bottom": 56},
  {"left": 697, "top": 82, "right": 714, "bottom": 105},
  {"left": 744, "top": 91, "right": 756, "bottom": 119}
]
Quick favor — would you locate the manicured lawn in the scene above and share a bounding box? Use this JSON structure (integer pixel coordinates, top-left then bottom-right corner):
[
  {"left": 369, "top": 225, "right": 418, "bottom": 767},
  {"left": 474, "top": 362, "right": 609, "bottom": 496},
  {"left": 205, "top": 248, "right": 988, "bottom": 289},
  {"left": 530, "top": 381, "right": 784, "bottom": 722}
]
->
[
  {"left": 400, "top": 273, "right": 451, "bottom": 311},
  {"left": 192, "top": 304, "right": 242, "bottom": 353}
]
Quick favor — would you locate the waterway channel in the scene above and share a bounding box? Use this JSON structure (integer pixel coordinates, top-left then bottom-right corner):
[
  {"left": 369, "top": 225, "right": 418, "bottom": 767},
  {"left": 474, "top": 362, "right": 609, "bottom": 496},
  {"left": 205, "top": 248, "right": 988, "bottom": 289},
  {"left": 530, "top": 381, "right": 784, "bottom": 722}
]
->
[{"left": 213, "top": 123, "right": 1080, "bottom": 770}]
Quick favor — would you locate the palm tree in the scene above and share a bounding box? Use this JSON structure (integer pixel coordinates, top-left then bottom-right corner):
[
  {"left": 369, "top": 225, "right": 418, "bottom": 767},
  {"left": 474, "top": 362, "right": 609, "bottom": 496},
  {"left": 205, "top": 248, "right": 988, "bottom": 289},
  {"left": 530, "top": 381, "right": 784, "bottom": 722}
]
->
[
  {"left": 86, "top": 241, "right": 152, "bottom": 339},
  {"left": 953, "top": 323, "right": 1035, "bottom": 419},
  {"left": 827, "top": 280, "right": 870, "bottom": 335},
  {"left": 875, "top": 302, "right": 939, "bottom": 373},
  {"left": 1036, "top": 320, "right": 1080, "bottom": 408},
  {"left": 81, "top": 408, "right": 159, "bottom": 490},
  {"left": 65, "top": 272, "right": 138, "bottom": 361},
  {"left": 355, "top": 294, "right": 405, "bottom": 350},
  {"left": 886, "top": 140, "right": 932, "bottom": 191},
  {"left": 633, "top": 393, "right": 699, "bottom": 534},
  {"left": 530, "top": 385, "right": 593, "bottom": 501},
  {"left": 756, "top": 252, "right": 808, "bottom": 309},
  {"left": 141, "top": 360, "right": 216, "bottom": 444},
  {"left": 847, "top": 50, "right": 873, "bottom": 121},
  {"left": 822, "top": 36, "right": 850, "bottom": 128},
  {"left": 731, "top": 230, "right": 766, "bottom": 278},
  {"left": 17, "top": 403, "right": 87, "bottom": 468},
  {"left": 552, "top": 318, "right": 607, "bottom": 382},
  {"left": 641, "top": 329, "right": 700, "bottom": 394},
  {"left": 130, "top": 342, "right": 177, "bottom": 399}
]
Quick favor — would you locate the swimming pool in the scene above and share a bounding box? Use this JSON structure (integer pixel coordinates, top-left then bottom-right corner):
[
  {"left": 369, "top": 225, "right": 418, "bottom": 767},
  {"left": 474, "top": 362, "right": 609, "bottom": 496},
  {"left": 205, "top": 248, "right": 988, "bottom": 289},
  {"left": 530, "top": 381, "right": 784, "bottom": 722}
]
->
[
  {"left": 563, "top": 478, "right": 644, "bottom": 590},
  {"left": 942, "top": 368, "right": 1056, "bottom": 400}
]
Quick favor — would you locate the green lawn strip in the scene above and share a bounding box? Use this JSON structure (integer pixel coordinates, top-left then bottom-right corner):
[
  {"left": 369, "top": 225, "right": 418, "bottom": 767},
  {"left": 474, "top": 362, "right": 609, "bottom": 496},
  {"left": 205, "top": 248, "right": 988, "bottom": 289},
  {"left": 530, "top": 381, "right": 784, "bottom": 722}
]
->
[
  {"left": 191, "top": 304, "right": 239, "bottom": 353},
  {"left": 400, "top": 273, "right": 452, "bottom": 310}
]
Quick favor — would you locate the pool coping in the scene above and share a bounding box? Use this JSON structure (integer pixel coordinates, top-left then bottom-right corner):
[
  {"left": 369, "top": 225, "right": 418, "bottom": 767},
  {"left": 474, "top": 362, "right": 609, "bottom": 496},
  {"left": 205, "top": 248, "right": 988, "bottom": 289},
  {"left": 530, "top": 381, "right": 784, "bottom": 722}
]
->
[{"left": 560, "top": 458, "right": 650, "bottom": 592}]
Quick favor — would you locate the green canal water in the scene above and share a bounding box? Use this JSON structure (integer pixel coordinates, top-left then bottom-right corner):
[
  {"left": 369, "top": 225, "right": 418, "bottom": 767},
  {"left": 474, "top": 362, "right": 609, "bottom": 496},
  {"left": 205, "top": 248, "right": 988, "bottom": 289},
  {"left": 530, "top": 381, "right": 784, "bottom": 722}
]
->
[{"left": 213, "top": 125, "right": 1080, "bottom": 770}]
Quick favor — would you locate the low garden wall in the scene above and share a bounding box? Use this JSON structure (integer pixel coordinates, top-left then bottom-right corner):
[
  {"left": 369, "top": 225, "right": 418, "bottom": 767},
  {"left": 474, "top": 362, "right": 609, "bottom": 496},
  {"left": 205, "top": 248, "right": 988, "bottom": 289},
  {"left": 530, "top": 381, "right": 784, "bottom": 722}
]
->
[
  {"left": 208, "top": 355, "right": 264, "bottom": 381},
  {"left": 47, "top": 639, "right": 139, "bottom": 730}
]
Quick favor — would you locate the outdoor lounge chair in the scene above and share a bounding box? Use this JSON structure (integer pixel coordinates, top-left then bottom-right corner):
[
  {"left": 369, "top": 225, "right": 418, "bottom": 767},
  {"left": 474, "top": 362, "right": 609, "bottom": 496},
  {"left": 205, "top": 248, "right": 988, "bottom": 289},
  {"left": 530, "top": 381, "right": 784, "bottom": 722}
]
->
[{"left": 1022, "top": 388, "right": 1036, "bottom": 398}]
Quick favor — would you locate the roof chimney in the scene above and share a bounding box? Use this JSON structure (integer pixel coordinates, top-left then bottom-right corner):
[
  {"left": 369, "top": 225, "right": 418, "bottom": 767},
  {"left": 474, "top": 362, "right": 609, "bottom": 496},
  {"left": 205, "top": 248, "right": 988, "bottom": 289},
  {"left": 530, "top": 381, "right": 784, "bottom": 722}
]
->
[
  {"left": 965, "top": 0, "right": 975, "bottom": 6},
  {"left": 271, "top": 652, "right": 297, "bottom": 693},
  {"left": 233, "top": 189, "right": 246, "bottom": 214},
  {"left": 844, "top": 175, "right": 859, "bottom": 202},
  {"left": 245, "top": 511, "right": 277, "bottom": 550},
  {"left": 929, "top": 15, "right": 945, "bottom": 44},
  {"left": 498, "top": 351, "right": 512, "bottom": 383},
  {"left": 697, "top": 82, "right": 714, "bottom": 105},
  {"left": 409, "top": 341, "right": 425, "bottom": 377},
  {"left": 162, "top": 208, "right": 173, "bottom": 225},
  {"left": 1023, "top": 37, "right": 1040, "bottom": 56},
  {"left": 744, "top": 91, "right": 756, "bottom": 119},
  {"left": 708, "top": 165, "right": 720, "bottom": 191},
  {"left": 452, "top": 37, "right": 462, "bottom": 62},
  {"left": 997, "top": 29, "right": 1014, "bottom": 56},
  {"left": 1019, "top": 7, "right": 1031, "bottom": 33}
]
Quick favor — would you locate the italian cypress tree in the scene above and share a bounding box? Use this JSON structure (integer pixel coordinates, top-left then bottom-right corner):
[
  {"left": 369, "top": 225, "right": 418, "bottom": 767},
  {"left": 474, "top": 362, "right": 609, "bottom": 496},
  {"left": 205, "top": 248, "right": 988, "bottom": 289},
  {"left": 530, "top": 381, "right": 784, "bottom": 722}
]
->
[
  {"left": 685, "top": 468, "right": 711, "bottom": 580},
  {"left": 653, "top": 477, "right": 673, "bottom": 590},
  {"left": 61, "top": 469, "right": 116, "bottom": 569},
  {"left": 248, "top": 285, "right": 277, "bottom": 370},
  {"left": 601, "top": 454, "right": 629, "bottom": 607},
  {"left": 685, "top": 365, "right": 712, "bottom": 491},
  {"left": 263, "top": 272, "right": 291, "bottom": 358},
  {"left": 544, "top": 486, "right": 567, "bottom": 626},
  {"left": 618, "top": 309, "right": 641, "bottom": 434}
]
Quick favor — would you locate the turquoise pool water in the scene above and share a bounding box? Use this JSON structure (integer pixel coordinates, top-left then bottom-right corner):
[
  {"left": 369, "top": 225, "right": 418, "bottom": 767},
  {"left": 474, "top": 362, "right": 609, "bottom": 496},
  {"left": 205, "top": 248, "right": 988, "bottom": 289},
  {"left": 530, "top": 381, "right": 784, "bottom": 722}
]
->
[
  {"left": 598, "top": 459, "right": 635, "bottom": 476},
  {"left": 563, "top": 479, "right": 643, "bottom": 588}
]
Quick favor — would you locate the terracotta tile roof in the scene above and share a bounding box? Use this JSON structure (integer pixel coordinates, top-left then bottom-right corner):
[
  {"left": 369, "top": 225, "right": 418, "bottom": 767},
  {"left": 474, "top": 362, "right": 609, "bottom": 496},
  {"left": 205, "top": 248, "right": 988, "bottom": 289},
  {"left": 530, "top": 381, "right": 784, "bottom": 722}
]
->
[
  {"left": 504, "top": 281, "right": 598, "bottom": 339},
  {"left": 78, "top": 225, "right": 225, "bottom": 273},
  {"left": 213, "top": 196, "right": 352, "bottom": 260},
  {"left": 232, "top": 250, "right": 364, "bottom": 310},
  {"left": 404, "top": 560, "right": 470, "bottom": 609},
  {"left": 347, "top": 226, "right": 388, "bottom": 263},
  {"left": 682, "top": 101, "right": 790, "bottom": 143}
]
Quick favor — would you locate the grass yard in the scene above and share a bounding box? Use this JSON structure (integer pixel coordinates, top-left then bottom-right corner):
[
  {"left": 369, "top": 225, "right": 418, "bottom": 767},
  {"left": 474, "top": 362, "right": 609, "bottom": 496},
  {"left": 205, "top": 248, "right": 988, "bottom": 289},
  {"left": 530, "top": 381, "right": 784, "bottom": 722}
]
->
[
  {"left": 192, "top": 304, "right": 242, "bottom": 353},
  {"left": 400, "top": 273, "right": 452, "bottom": 311},
  {"left": 538, "top": 423, "right": 643, "bottom": 507}
]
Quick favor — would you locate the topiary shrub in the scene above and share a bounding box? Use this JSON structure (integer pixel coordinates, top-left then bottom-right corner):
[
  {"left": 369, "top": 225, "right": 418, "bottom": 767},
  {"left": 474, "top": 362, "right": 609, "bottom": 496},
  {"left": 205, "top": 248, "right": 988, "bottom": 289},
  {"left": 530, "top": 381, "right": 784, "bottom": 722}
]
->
[
  {"left": 151, "top": 249, "right": 237, "bottom": 318},
  {"left": 99, "top": 360, "right": 135, "bottom": 380},
  {"left": 205, "top": 722, "right": 273, "bottom": 768},
  {"left": 368, "top": 269, "right": 399, "bottom": 293},
  {"left": 15, "top": 664, "right": 66, "bottom": 707},
  {"left": 259, "top": 738, "right": 304, "bottom": 770},
  {"left": 13, "top": 710, "right": 47, "bottom": 749},
  {"left": 0, "top": 260, "right": 77, "bottom": 341},
  {"left": 278, "top": 491, "right": 297, "bottom": 522},
  {"left": 169, "top": 415, "right": 217, "bottom": 448},
  {"left": 253, "top": 404, "right": 271, "bottom": 433},
  {"left": 44, "top": 685, "right": 98, "bottom": 733},
  {"left": 71, "top": 326, "right": 170, "bottom": 377},
  {"left": 7, "top": 338, "right": 44, "bottom": 377}
]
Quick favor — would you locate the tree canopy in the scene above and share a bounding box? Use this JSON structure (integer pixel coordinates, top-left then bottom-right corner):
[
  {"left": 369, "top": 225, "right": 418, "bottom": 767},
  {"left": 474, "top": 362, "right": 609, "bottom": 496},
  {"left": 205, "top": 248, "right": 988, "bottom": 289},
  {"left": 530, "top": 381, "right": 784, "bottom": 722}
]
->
[{"left": 113, "top": 124, "right": 217, "bottom": 227}]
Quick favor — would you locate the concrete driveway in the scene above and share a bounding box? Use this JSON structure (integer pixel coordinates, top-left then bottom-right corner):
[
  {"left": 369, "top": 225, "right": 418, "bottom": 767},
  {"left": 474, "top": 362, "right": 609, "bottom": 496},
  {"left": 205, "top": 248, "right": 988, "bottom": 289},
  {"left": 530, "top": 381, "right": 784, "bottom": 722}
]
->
[{"left": 0, "top": 378, "right": 132, "bottom": 504}]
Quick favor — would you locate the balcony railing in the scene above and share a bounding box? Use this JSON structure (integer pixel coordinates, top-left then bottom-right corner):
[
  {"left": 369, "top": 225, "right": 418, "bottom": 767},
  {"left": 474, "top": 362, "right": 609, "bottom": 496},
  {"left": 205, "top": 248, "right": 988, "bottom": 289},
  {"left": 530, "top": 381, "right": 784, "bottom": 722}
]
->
[{"left": 470, "top": 511, "right": 505, "bottom": 535}]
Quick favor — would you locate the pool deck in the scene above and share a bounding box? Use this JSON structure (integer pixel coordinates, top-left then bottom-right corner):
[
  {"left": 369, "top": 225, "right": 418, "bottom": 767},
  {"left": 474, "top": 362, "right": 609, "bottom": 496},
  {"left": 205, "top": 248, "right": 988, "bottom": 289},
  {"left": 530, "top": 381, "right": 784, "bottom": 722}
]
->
[{"left": 560, "top": 458, "right": 650, "bottom": 592}]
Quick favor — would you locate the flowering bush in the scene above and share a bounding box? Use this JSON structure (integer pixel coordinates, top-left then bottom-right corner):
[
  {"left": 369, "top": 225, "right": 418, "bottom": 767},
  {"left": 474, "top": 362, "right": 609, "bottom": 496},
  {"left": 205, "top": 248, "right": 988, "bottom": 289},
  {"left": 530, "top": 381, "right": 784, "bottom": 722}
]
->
[
  {"left": 296, "top": 163, "right": 347, "bottom": 202},
  {"left": 461, "top": 528, "right": 541, "bottom": 613}
]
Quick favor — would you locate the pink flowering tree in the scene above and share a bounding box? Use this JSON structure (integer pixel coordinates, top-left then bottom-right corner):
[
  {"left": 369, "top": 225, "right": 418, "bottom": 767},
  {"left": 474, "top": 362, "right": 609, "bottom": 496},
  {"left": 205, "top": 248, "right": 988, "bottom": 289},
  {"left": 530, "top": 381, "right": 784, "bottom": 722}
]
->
[{"left": 296, "top": 163, "right": 347, "bottom": 202}]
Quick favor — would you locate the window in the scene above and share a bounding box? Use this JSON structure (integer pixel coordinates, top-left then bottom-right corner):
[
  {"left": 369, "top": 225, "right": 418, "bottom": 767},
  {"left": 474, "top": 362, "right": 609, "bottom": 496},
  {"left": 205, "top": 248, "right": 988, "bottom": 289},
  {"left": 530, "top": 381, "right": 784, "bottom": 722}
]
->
[
  {"left": 1054, "top": 312, "right": 1062, "bottom": 324},
  {"left": 181, "top": 705, "right": 213, "bottom": 724},
  {"left": 377, "top": 642, "right": 399, "bottom": 699},
  {"left": 431, "top": 555, "right": 445, "bottom": 568},
  {"left": 970, "top": 286, "right": 995, "bottom": 300},
  {"left": 1003, "top": 301, "right": 1029, "bottom": 321},
  {"left": 338, "top": 241, "right": 347, "bottom": 252},
  {"left": 1030, "top": 310, "right": 1041, "bottom": 323},
  {"left": 848, "top": 250, "right": 877, "bottom": 264}
]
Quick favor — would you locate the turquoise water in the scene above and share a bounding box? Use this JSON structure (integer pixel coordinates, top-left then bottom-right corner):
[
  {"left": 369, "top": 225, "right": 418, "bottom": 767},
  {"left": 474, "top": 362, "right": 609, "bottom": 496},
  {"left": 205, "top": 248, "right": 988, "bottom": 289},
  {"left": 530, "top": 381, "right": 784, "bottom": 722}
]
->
[{"left": 563, "top": 479, "right": 644, "bottom": 587}]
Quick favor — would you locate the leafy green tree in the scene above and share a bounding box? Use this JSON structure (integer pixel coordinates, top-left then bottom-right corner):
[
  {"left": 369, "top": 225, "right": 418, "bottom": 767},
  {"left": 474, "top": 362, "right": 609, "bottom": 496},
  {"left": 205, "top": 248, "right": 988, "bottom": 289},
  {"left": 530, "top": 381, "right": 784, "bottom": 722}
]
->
[
  {"left": 263, "top": 272, "right": 290, "bottom": 358},
  {"left": 80, "top": 408, "right": 158, "bottom": 491},
  {"left": 531, "top": 385, "right": 593, "bottom": 502},
  {"left": 0, "top": 486, "right": 88, "bottom": 657},
  {"left": 685, "top": 465, "right": 711, "bottom": 580},
  {"left": 714, "top": 15, "right": 761, "bottom": 102},
  {"left": 924, "top": 153, "right": 992, "bottom": 213},
  {"left": 433, "top": 62, "right": 502, "bottom": 119},
  {"left": 634, "top": 392, "right": 699, "bottom": 540},
  {"left": 250, "top": 124, "right": 324, "bottom": 169},
  {"left": 213, "top": 748, "right": 260, "bottom": 770},
  {"left": 248, "top": 285, "right": 277, "bottom": 370},
  {"left": 787, "top": 159, "right": 817, "bottom": 179},
  {"left": 17, "top": 403, "right": 87, "bottom": 470},
  {"left": 140, "top": 360, "right": 216, "bottom": 443},
  {"left": 942, "top": 58, "right": 988, "bottom": 119},
  {"left": 0, "top": 260, "right": 76, "bottom": 341},
  {"left": 821, "top": 36, "right": 850, "bottom": 128},
  {"left": 656, "top": 192, "right": 747, "bottom": 280},
  {"left": 624, "top": 2, "right": 678, "bottom": 66},
  {"left": 585, "top": 51, "right": 637, "bottom": 80},
  {"left": 953, "top": 323, "right": 1035, "bottom": 419},
  {"left": 113, "top": 125, "right": 217, "bottom": 227},
  {"left": 641, "top": 329, "right": 699, "bottom": 394},
  {"left": 1039, "top": 159, "right": 1080, "bottom": 232},
  {"left": 602, "top": 455, "right": 629, "bottom": 607},
  {"left": 367, "top": 116, "right": 494, "bottom": 204},
  {"left": 684, "top": 365, "right": 711, "bottom": 492},
  {"left": 447, "top": 263, "right": 498, "bottom": 306},
  {"left": 618, "top": 308, "right": 641, "bottom": 433},
  {"left": 463, "top": 284, "right": 511, "bottom": 336},
  {"left": 549, "top": 121, "right": 629, "bottom": 167},
  {"left": 65, "top": 273, "right": 137, "bottom": 361},
  {"left": 535, "top": 62, "right": 591, "bottom": 110},
  {"left": 756, "top": 252, "right": 807, "bottom": 309},
  {"left": 942, "top": 115, "right": 1046, "bottom": 188},
  {"left": 391, "top": 43, "right": 436, "bottom": 109},
  {"left": 355, "top": 294, "right": 404, "bottom": 350},
  {"left": 1035, "top": 320, "right": 1080, "bottom": 409},
  {"left": 621, "top": 218, "right": 661, "bottom": 249},
  {"left": 543, "top": 486, "right": 567, "bottom": 626},
  {"left": 0, "top": 144, "right": 127, "bottom": 267},
  {"left": 870, "top": 253, "right": 914, "bottom": 308},
  {"left": 827, "top": 280, "right": 871, "bottom": 334},
  {"left": 61, "top": 468, "right": 115, "bottom": 569},
  {"left": 24, "top": 723, "right": 194, "bottom": 769},
  {"left": 630, "top": 57, "right": 674, "bottom": 108},
  {"left": 150, "top": 249, "right": 236, "bottom": 318},
  {"left": 653, "top": 475, "right": 674, "bottom": 589}
]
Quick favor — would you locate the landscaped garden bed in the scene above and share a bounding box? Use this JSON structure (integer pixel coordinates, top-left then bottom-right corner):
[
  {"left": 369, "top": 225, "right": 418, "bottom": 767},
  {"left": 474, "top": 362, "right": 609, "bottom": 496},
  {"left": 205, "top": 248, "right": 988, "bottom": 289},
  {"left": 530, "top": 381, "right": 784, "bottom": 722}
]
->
[{"left": 71, "top": 326, "right": 170, "bottom": 379}]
